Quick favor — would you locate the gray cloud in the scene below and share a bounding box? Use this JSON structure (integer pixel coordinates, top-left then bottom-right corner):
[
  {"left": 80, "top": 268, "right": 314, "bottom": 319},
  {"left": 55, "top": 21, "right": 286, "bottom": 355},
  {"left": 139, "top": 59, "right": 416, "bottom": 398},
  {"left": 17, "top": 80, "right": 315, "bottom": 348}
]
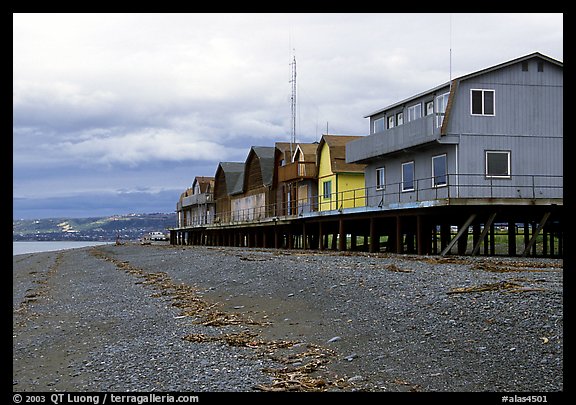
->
[{"left": 13, "top": 13, "right": 563, "bottom": 218}]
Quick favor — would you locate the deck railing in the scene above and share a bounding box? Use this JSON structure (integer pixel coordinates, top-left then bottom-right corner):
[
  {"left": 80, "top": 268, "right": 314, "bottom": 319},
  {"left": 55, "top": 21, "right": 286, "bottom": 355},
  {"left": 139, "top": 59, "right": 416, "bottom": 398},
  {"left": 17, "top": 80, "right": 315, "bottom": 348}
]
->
[{"left": 181, "top": 173, "right": 562, "bottom": 228}]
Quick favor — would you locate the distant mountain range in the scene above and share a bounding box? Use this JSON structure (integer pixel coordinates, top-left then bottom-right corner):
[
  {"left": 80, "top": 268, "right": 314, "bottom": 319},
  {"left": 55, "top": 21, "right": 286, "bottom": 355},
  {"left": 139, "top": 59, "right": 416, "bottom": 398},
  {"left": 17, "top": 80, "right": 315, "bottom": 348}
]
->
[{"left": 13, "top": 213, "right": 176, "bottom": 241}]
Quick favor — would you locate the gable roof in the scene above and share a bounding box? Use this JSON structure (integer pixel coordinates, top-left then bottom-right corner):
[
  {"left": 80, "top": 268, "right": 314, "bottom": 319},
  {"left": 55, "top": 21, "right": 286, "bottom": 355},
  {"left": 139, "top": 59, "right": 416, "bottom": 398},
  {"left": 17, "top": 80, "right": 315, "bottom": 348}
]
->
[
  {"left": 192, "top": 176, "right": 215, "bottom": 194},
  {"left": 365, "top": 52, "right": 563, "bottom": 118},
  {"left": 318, "top": 135, "right": 366, "bottom": 173},
  {"left": 215, "top": 162, "right": 245, "bottom": 196},
  {"left": 275, "top": 141, "right": 294, "bottom": 162},
  {"left": 244, "top": 146, "right": 276, "bottom": 189},
  {"left": 293, "top": 143, "right": 318, "bottom": 162}
]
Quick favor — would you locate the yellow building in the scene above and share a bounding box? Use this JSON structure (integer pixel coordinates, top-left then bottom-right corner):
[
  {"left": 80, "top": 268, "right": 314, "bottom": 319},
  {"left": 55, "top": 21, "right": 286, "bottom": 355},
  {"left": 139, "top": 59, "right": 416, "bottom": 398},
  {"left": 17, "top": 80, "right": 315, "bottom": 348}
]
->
[{"left": 317, "top": 135, "right": 366, "bottom": 211}]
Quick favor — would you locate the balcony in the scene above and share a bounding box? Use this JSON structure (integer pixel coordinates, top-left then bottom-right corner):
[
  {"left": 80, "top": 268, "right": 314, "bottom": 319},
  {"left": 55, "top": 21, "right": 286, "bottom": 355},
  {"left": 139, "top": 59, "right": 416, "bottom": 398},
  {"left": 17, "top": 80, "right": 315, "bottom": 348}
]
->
[
  {"left": 347, "top": 114, "right": 443, "bottom": 164},
  {"left": 177, "top": 193, "right": 213, "bottom": 211},
  {"left": 278, "top": 161, "right": 317, "bottom": 183}
]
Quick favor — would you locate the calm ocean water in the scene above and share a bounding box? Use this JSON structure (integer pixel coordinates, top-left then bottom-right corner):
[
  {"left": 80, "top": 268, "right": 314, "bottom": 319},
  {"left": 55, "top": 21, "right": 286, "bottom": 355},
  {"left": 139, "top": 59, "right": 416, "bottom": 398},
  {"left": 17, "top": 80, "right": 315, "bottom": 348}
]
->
[{"left": 13, "top": 241, "right": 112, "bottom": 256}]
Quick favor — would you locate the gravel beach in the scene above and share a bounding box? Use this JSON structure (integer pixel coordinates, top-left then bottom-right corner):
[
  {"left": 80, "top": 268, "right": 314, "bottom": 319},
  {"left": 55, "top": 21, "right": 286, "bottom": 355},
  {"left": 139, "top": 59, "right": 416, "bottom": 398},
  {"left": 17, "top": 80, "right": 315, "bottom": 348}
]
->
[{"left": 13, "top": 243, "right": 563, "bottom": 392}]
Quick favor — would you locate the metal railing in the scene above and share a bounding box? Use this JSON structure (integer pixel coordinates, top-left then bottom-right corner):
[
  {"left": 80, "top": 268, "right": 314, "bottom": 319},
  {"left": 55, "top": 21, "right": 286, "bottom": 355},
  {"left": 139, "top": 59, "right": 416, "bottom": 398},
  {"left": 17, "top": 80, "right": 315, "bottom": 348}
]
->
[{"left": 179, "top": 173, "right": 562, "bottom": 228}]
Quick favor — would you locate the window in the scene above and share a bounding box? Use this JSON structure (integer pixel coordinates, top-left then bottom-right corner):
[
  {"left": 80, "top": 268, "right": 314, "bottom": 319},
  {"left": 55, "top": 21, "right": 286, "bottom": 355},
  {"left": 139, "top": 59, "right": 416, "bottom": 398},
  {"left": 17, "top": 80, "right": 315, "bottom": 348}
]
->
[
  {"left": 537, "top": 61, "right": 544, "bottom": 72},
  {"left": 425, "top": 101, "right": 434, "bottom": 116},
  {"left": 376, "top": 167, "right": 386, "bottom": 190},
  {"left": 407, "top": 103, "right": 422, "bottom": 122},
  {"left": 432, "top": 154, "right": 447, "bottom": 187},
  {"left": 485, "top": 151, "right": 510, "bottom": 178},
  {"left": 396, "top": 111, "right": 403, "bottom": 126},
  {"left": 401, "top": 161, "right": 414, "bottom": 191},
  {"left": 435, "top": 92, "right": 450, "bottom": 127},
  {"left": 323, "top": 180, "right": 332, "bottom": 199},
  {"left": 373, "top": 117, "right": 385, "bottom": 134},
  {"left": 471, "top": 89, "right": 495, "bottom": 116},
  {"left": 387, "top": 115, "right": 395, "bottom": 129},
  {"left": 522, "top": 61, "right": 529, "bottom": 72}
]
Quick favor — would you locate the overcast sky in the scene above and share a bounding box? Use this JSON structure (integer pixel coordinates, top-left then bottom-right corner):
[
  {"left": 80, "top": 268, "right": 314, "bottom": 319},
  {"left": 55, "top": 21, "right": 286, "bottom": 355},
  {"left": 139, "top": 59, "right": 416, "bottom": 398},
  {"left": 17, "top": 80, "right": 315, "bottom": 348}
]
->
[{"left": 13, "top": 13, "right": 563, "bottom": 219}]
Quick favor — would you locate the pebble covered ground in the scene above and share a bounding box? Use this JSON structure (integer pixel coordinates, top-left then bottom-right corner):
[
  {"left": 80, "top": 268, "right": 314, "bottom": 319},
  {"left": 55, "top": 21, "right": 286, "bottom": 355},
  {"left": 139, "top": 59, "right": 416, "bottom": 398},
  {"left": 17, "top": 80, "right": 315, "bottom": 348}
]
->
[{"left": 13, "top": 243, "right": 563, "bottom": 392}]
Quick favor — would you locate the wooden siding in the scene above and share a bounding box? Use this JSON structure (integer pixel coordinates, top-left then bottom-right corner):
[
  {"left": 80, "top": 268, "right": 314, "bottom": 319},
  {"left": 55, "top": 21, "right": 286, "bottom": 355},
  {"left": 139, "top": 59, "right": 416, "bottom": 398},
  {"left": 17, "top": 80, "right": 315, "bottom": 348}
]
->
[
  {"left": 214, "top": 169, "right": 230, "bottom": 219},
  {"left": 245, "top": 153, "right": 264, "bottom": 192}
]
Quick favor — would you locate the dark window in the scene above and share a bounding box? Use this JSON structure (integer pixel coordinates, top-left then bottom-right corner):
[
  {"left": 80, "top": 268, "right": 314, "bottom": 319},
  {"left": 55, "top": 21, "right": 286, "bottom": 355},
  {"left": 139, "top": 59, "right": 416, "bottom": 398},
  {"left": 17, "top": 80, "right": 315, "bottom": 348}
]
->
[
  {"left": 522, "top": 61, "right": 529, "bottom": 71},
  {"left": 376, "top": 167, "right": 385, "bottom": 190},
  {"left": 471, "top": 90, "right": 483, "bottom": 114},
  {"left": 537, "top": 61, "right": 544, "bottom": 72},
  {"left": 432, "top": 154, "right": 447, "bottom": 187},
  {"left": 485, "top": 151, "right": 510, "bottom": 178},
  {"left": 323, "top": 180, "right": 332, "bottom": 199},
  {"left": 402, "top": 161, "right": 414, "bottom": 191},
  {"left": 483, "top": 91, "right": 494, "bottom": 115},
  {"left": 471, "top": 89, "right": 495, "bottom": 116}
]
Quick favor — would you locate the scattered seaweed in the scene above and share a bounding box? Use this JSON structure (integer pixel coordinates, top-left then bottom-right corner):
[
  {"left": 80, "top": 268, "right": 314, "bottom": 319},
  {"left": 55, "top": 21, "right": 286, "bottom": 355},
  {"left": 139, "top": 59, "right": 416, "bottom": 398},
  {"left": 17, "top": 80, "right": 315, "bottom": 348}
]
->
[
  {"left": 92, "top": 247, "right": 347, "bottom": 392},
  {"left": 447, "top": 280, "right": 546, "bottom": 294}
]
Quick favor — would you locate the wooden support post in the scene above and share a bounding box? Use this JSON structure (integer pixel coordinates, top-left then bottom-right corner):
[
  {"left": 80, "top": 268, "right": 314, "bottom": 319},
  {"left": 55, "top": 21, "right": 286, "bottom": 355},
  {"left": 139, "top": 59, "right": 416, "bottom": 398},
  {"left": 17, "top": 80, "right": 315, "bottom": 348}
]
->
[
  {"left": 416, "top": 215, "right": 424, "bottom": 255},
  {"left": 395, "top": 216, "right": 403, "bottom": 254},
  {"left": 440, "top": 224, "right": 450, "bottom": 252},
  {"left": 472, "top": 223, "right": 480, "bottom": 253},
  {"left": 302, "top": 222, "right": 307, "bottom": 250},
  {"left": 522, "top": 212, "right": 551, "bottom": 257},
  {"left": 273, "top": 226, "right": 279, "bottom": 249},
  {"left": 440, "top": 214, "right": 476, "bottom": 256},
  {"left": 489, "top": 222, "right": 495, "bottom": 256},
  {"left": 338, "top": 218, "right": 346, "bottom": 251},
  {"left": 369, "top": 217, "right": 378, "bottom": 253},
  {"left": 457, "top": 221, "right": 469, "bottom": 255},
  {"left": 508, "top": 221, "right": 516, "bottom": 256},
  {"left": 472, "top": 213, "right": 497, "bottom": 256},
  {"left": 318, "top": 222, "right": 324, "bottom": 250}
]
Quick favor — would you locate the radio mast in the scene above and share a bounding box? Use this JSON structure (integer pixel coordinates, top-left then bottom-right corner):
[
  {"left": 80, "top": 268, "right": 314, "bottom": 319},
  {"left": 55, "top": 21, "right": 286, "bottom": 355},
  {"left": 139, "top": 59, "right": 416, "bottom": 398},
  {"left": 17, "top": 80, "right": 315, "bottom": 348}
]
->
[{"left": 289, "top": 54, "right": 297, "bottom": 160}]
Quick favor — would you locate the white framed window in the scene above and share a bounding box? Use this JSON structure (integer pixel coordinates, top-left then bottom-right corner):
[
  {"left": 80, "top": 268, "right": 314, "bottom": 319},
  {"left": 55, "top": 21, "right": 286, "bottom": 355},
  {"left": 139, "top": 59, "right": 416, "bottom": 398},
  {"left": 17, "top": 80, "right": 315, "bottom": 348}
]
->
[
  {"left": 387, "top": 115, "right": 395, "bottom": 129},
  {"left": 407, "top": 103, "right": 422, "bottom": 122},
  {"left": 376, "top": 167, "right": 386, "bottom": 190},
  {"left": 432, "top": 154, "right": 447, "bottom": 187},
  {"left": 373, "top": 117, "right": 385, "bottom": 134},
  {"left": 471, "top": 89, "right": 495, "bottom": 116},
  {"left": 485, "top": 151, "right": 510, "bottom": 178},
  {"left": 323, "top": 180, "right": 332, "bottom": 198},
  {"left": 425, "top": 100, "right": 434, "bottom": 116},
  {"left": 401, "top": 161, "right": 415, "bottom": 192},
  {"left": 435, "top": 92, "right": 450, "bottom": 128},
  {"left": 396, "top": 111, "right": 403, "bottom": 126}
]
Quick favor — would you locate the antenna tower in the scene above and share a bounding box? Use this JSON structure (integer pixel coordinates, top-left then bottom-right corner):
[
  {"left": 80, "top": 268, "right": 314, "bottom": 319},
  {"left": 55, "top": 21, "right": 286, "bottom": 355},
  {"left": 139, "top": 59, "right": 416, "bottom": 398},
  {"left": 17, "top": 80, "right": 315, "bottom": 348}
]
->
[{"left": 289, "top": 54, "right": 297, "bottom": 159}]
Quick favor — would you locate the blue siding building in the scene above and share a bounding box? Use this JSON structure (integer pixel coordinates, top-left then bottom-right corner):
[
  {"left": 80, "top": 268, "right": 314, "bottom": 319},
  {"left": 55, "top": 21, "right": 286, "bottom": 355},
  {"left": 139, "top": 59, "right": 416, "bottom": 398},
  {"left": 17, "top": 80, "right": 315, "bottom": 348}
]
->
[{"left": 347, "top": 52, "right": 562, "bottom": 208}]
